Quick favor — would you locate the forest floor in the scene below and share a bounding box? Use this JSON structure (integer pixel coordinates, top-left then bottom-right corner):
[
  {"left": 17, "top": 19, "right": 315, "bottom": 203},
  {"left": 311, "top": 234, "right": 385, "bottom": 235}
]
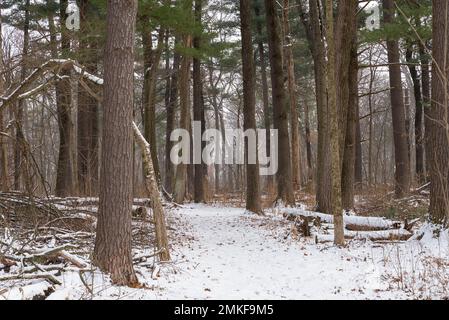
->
[{"left": 1, "top": 202, "right": 449, "bottom": 300}]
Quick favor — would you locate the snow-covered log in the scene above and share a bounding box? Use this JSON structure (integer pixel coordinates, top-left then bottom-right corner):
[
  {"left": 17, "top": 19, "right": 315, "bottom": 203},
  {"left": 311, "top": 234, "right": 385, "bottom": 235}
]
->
[
  {"left": 21, "top": 245, "right": 87, "bottom": 268},
  {"left": 316, "top": 228, "right": 412, "bottom": 243},
  {"left": 0, "top": 281, "right": 54, "bottom": 300},
  {"left": 0, "top": 272, "right": 61, "bottom": 285},
  {"left": 282, "top": 208, "right": 401, "bottom": 231}
]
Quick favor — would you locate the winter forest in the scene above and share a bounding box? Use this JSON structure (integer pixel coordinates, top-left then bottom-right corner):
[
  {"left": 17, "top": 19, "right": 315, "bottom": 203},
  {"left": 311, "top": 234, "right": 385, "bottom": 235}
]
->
[{"left": 0, "top": 0, "right": 449, "bottom": 301}]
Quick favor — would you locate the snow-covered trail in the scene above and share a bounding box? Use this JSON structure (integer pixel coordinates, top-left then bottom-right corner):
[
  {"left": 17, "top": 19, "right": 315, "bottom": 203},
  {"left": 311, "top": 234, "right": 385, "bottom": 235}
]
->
[
  {"left": 3, "top": 204, "right": 447, "bottom": 300},
  {"left": 148, "top": 205, "right": 399, "bottom": 300}
]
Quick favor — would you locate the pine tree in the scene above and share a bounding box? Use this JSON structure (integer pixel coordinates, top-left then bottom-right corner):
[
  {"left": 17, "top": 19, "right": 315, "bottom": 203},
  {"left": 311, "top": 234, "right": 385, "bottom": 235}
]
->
[
  {"left": 240, "top": 0, "right": 261, "bottom": 214},
  {"left": 264, "top": 0, "right": 295, "bottom": 206},
  {"left": 93, "top": 0, "right": 139, "bottom": 286},
  {"left": 428, "top": 0, "right": 449, "bottom": 224}
]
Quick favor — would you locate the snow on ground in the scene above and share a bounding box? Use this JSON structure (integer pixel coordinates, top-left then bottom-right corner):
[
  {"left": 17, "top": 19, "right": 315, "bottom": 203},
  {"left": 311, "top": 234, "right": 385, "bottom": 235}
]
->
[{"left": 2, "top": 204, "right": 449, "bottom": 300}]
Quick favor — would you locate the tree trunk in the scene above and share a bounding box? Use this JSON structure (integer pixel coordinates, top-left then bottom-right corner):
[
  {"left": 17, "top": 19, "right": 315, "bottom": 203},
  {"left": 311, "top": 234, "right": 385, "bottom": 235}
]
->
[
  {"left": 382, "top": 0, "right": 411, "bottom": 198},
  {"left": 335, "top": 0, "right": 357, "bottom": 211},
  {"left": 355, "top": 97, "right": 363, "bottom": 189},
  {"left": 336, "top": 0, "right": 357, "bottom": 209},
  {"left": 427, "top": 0, "right": 449, "bottom": 224},
  {"left": 77, "top": 0, "right": 100, "bottom": 196},
  {"left": 325, "top": 0, "right": 344, "bottom": 245},
  {"left": 0, "top": 8, "right": 8, "bottom": 191},
  {"left": 254, "top": 1, "right": 273, "bottom": 190},
  {"left": 303, "top": 97, "right": 313, "bottom": 181},
  {"left": 93, "top": 0, "right": 138, "bottom": 286},
  {"left": 49, "top": 0, "right": 75, "bottom": 197},
  {"left": 164, "top": 38, "right": 180, "bottom": 195},
  {"left": 419, "top": 42, "right": 430, "bottom": 180},
  {"left": 208, "top": 65, "right": 224, "bottom": 193},
  {"left": 406, "top": 46, "right": 424, "bottom": 183},
  {"left": 193, "top": 0, "right": 206, "bottom": 203},
  {"left": 341, "top": 35, "right": 358, "bottom": 210},
  {"left": 240, "top": 0, "right": 262, "bottom": 214},
  {"left": 173, "top": 35, "right": 192, "bottom": 204},
  {"left": 142, "top": 21, "right": 163, "bottom": 186},
  {"left": 301, "top": 0, "right": 332, "bottom": 213},
  {"left": 282, "top": 0, "right": 301, "bottom": 190},
  {"left": 14, "top": 0, "right": 31, "bottom": 191},
  {"left": 265, "top": 0, "right": 295, "bottom": 205}
]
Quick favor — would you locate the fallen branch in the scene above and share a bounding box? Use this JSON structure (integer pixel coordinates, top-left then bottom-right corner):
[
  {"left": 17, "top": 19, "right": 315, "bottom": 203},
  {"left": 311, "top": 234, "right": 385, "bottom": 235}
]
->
[
  {"left": 0, "top": 272, "right": 61, "bottom": 285},
  {"left": 22, "top": 245, "right": 87, "bottom": 268},
  {"left": 133, "top": 123, "right": 171, "bottom": 262},
  {"left": 133, "top": 248, "right": 166, "bottom": 263}
]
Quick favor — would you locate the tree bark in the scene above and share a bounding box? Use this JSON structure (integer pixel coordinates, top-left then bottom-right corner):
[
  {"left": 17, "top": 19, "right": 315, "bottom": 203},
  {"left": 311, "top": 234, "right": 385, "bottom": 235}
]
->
[
  {"left": 240, "top": 0, "right": 262, "bottom": 214},
  {"left": 93, "top": 0, "right": 138, "bottom": 286},
  {"left": 254, "top": 1, "right": 273, "bottom": 190},
  {"left": 254, "top": 1, "right": 273, "bottom": 189},
  {"left": 325, "top": 0, "right": 344, "bottom": 245},
  {"left": 193, "top": 0, "right": 206, "bottom": 203},
  {"left": 282, "top": 0, "right": 301, "bottom": 190},
  {"left": 341, "top": 36, "right": 358, "bottom": 210},
  {"left": 14, "top": 0, "right": 31, "bottom": 191},
  {"left": 299, "top": 0, "right": 331, "bottom": 213},
  {"left": 406, "top": 45, "right": 424, "bottom": 183},
  {"left": 335, "top": 0, "right": 357, "bottom": 210},
  {"left": 311, "top": 0, "right": 331, "bottom": 213},
  {"left": 382, "top": 0, "right": 411, "bottom": 198},
  {"left": 0, "top": 8, "right": 8, "bottom": 191},
  {"left": 420, "top": 42, "right": 430, "bottom": 180},
  {"left": 265, "top": 0, "right": 295, "bottom": 205},
  {"left": 77, "top": 0, "right": 100, "bottom": 196},
  {"left": 355, "top": 97, "right": 363, "bottom": 189},
  {"left": 133, "top": 123, "right": 170, "bottom": 261},
  {"left": 427, "top": 0, "right": 449, "bottom": 224},
  {"left": 164, "top": 38, "right": 180, "bottom": 195},
  {"left": 173, "top": 35, "right": 192, "bottom": 204},
  {"left": 49, "top": 0, "right": 75, "bottom": 197},
  {"left": 303, "top": 97, "right": 313, "bottom": 181},
  {"left": 142, "top": 21, "right": 163, "bottom": 187},
  {"left": 208, "top": 66, "right": 221, "bottom": 192}
]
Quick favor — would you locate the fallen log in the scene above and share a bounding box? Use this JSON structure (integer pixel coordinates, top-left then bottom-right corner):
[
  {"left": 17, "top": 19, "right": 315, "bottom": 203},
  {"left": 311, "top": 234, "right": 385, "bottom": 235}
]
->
[
  {"left": 281, "top": 208, "right": 402, "bottom": 231},
  {"left": 133, "top": 123, "right": 171, "bottom": 262},
  {"left": 316, "top": 228, "right": 412, "bottom": 243}
]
